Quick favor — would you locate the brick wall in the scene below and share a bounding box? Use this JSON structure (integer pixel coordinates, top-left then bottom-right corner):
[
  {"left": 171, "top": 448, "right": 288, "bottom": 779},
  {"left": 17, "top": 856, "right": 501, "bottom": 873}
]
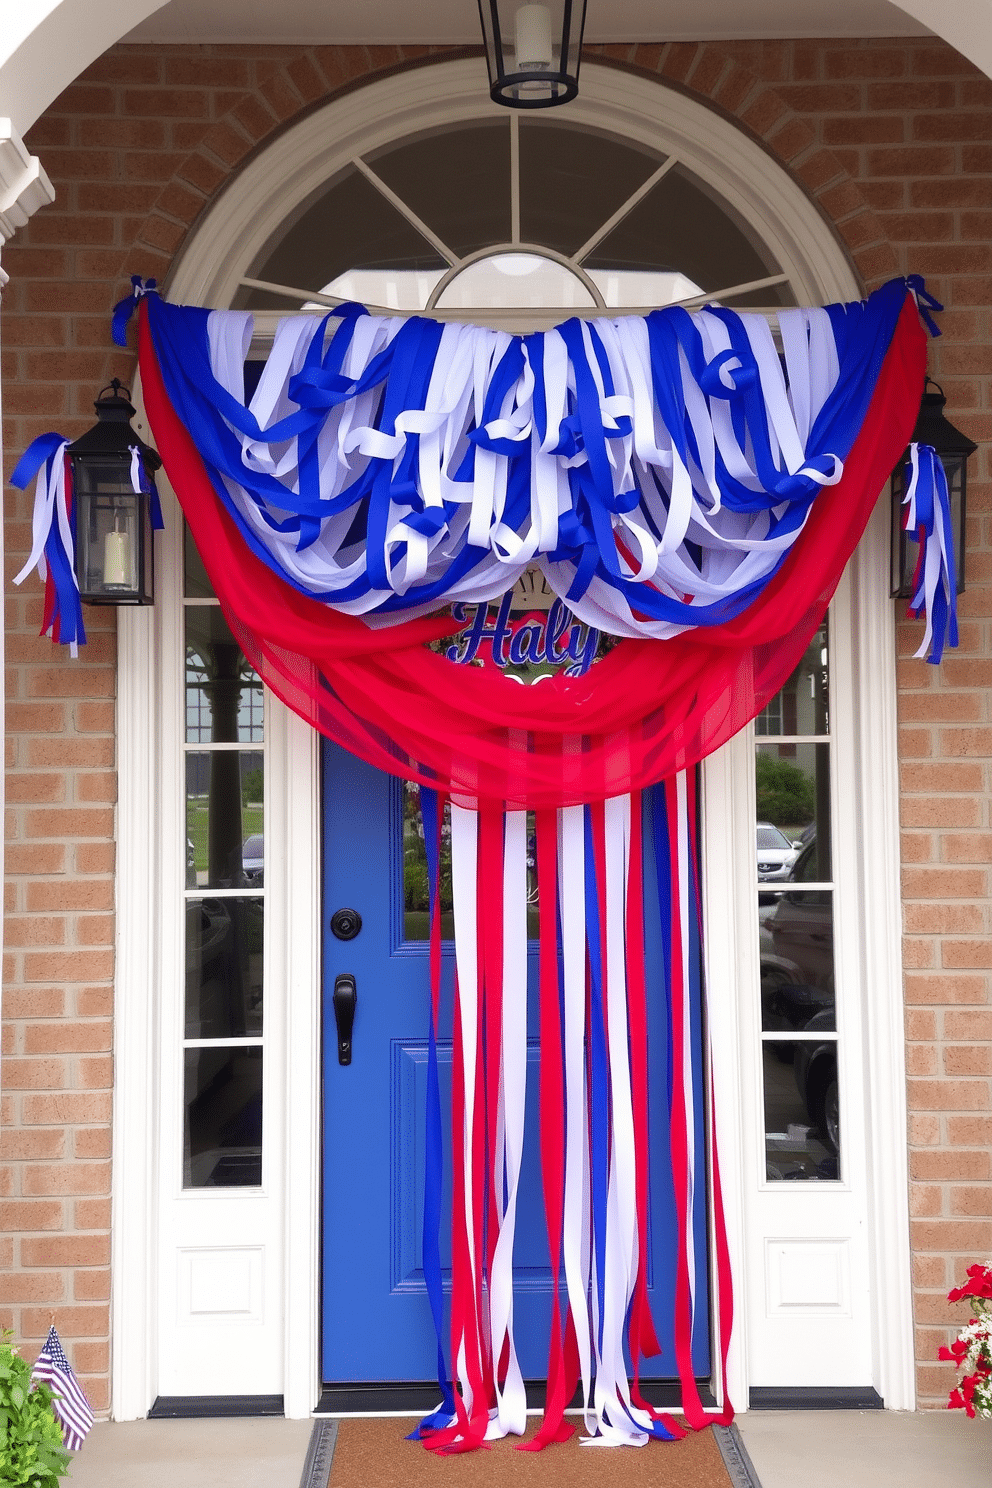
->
[{"left": 1, "top": 35, "right": 988, "bottom": 1413}]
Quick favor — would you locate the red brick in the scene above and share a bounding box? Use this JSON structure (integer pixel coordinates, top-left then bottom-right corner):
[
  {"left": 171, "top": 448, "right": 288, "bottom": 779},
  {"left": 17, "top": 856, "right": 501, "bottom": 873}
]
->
[
  {"left": 3, "top": 916, "right": 66, "bottom": 948},
  {"left": 941, "top": 728, "right": 992, "bottom": 757},
  {"left": 900, "top": 762, "right": 984, "bottom": 793},
  {"left": 905, "top": 973, "right": 989, "bottom": 1005},
  {"left": 76, "top": 987, "right": 114, "bottom": 1018},
  {"left": 945, "top": 1011, "right": 992, "bottom": 1040},
  {"left": 914, "top": 112, "right": 992, "bottom": 143},
  {"left": 0, "top": 1200, "right": 63, "bottom": 1231},
  {"left": 824, "top": 48, "right": 907, "bottom": 79},
  {"left": 26, "top": 881, "right": 114, "bottom": 913},
  {"left": 904, "top": 904, "right": 985, "bottom": 934},
  {"left": 901, "top": 796, "right": 982, "bottom": 828},
  {"left": 824, "top": 116, "right": 904, "bottom": 146},
  {"left": 867, "top": 146, "right": 956, "bottom": 177},
  {"left": 21, "top": 1163, "right": 111, "bottom": 1198},
  {"left": 163, "top": 55, "right": 251, "bottom": 87},
  {"left": 21, "top": 1093, "right": 112, "bottom": 1126},
  {"left": 947, "top": 1116, "right": 992, "bottom": 1145},
  {"left": 73, "top": 1128, "right": 112, "bottom": 1159},
  {"left": 944, "top": 1044, "right": 992, "bottom": 1075},
  {"left": 0, "top": 1272, "right": 65, "bottom": 1304},
  {"left": 951, "top": 1189, "right": 992, "bottom": 1217},
  {"left": 78, "top": 1055, "right": 114, "bottom": 1089},
  {"left": 21, "top": 1306, "right": 108, "bottom": 1340},
  {"left": 0, "top": 1058, "right": 67, "bottom": 1090},
  {"left": 23, "top": 1022, "right": 111, "bottom": 1055},
  {"left": 883, "top": 211, "right": 955, "bottom": 243},
  {"left": 4, "top": 774, "right": 66, "bottom": 804},
  {"left": 22, "top": 949, "right": 115, "bottom": 984},
  {"left": 24, "top": 808, "right": 115, "bottom": 839},
  {"left": 73, "top": 1199, "right": 111, "bottom": 1231},
  {"left": 0, "top": 1128, "right": 65, "bottom": 1160},
  {"left": 1, "top": 988, "right": 66, "bottom": 1019},
  {"left": 911, "top": 1219, "right": 992, "bottom": 1251},
  {"left": 915, "top": 1150, "right": 991, "bottom": 1181}
]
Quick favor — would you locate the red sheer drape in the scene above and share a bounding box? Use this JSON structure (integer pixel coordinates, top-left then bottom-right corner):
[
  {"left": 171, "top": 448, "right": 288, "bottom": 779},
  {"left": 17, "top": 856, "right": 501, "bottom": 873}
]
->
[{"left": 140, "top": 299, "right": 925, "bottom": 809}]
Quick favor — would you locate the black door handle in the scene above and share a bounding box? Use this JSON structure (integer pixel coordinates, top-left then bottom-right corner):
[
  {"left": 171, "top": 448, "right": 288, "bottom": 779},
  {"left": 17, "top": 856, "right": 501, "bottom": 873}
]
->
[{"left": 333, "top": 973, "right": 357, "bottom": 1066}]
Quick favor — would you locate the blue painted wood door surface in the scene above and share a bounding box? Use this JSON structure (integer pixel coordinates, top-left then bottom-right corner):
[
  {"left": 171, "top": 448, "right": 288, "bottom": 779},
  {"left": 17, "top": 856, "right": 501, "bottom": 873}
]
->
[{"left": 321, "top": 741, "right": 710, "bottom": 1385}]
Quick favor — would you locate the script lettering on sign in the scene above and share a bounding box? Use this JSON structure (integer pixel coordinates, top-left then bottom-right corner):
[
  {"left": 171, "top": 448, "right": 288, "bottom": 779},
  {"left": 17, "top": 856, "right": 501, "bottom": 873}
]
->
[{"left": 443, "top": 570, "right": 604, "bottom": 683}]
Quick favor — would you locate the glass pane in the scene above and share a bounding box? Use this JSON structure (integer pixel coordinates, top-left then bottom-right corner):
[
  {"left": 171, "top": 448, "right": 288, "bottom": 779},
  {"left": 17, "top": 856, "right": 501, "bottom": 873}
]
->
[
  {"left": 183, "top": 1045, "right": 263, "bottom": 1188},
  {"left": 585, "top": 163, "right": 785, "bottom": 299},
  {"left": 435, "top": 252, "right": 596, "bottom": 310},
  {"left": 403, "top": 789, "right": 540, "bottom": 943},
  {"left": 754, "top": 622, "right": 829, "bottom": 736},
  {"left": 185, "top": 896, "right": 264, "bottom": 1038},
  {"left": 403, "top": 785, "right": 453, "bottom": 942},
  {"left": 587, "top": 269, "right": 702, "bottom": 309},
  {"left": 519, "top": 122, "right": 660, "bottom": 258},
  {"left": 237, "top": 166, "right": 447, "bottom": 310},
  {"left": 759, "top": 889, "right": 835, "bottom": 1033},
  {"left": 755, "top": 742, "right": 830, "bottom": 879},
  {"left": 186, "top": 752, "right": 264, "bottom": 889},
  {"left": 184, "top": 525, "right": 214, "bottom": 599},
  {"left": 370, "top": 123, "right": 511, "bottom": 259},
  {"left": 186, "top": 608, "right": 264, "bottom": 744},
  {"left": 763, "top": 1039, "right": 840, "bottom": 1182}
]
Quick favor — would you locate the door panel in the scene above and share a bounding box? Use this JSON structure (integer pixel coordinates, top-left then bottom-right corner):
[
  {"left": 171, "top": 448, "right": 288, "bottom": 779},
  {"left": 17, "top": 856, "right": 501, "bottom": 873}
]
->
[{"left": 322, "top": 740, "right": 710, "bottom": 1384}]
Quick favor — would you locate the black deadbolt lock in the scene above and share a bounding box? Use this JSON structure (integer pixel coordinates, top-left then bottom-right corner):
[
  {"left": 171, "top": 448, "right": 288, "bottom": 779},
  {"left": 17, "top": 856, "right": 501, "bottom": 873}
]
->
[{"left": 330, "top": 907, "right": 362, "bottom": 941}]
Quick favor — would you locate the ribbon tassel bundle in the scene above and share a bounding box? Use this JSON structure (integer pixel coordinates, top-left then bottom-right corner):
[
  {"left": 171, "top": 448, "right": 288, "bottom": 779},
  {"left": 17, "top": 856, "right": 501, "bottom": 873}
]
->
[{"left": 415, "top": 779, "right": 728, "bottom": 1451}]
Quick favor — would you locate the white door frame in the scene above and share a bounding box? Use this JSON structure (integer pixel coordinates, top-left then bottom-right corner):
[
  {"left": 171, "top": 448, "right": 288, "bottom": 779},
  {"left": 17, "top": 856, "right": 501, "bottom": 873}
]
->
[{"left": 112, "top": 56, "right": 913, "bottom": 1419}]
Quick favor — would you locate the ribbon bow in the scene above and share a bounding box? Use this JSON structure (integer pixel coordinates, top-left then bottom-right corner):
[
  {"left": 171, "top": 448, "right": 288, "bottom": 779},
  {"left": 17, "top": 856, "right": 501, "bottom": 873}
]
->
[{"left": 112, "top": 276, "right": 159, "bottom": 347}]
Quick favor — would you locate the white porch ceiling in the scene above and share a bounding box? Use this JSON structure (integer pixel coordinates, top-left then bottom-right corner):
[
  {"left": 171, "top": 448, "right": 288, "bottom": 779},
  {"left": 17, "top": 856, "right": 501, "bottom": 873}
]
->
[{"left": 126, "top": 0, "right": 932, "bottom": 46}]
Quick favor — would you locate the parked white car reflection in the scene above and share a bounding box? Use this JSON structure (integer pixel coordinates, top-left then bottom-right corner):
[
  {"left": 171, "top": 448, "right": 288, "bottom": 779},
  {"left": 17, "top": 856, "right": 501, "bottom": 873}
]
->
[{"left": 756, "top": 821, "right": 802, "bottom": 882}]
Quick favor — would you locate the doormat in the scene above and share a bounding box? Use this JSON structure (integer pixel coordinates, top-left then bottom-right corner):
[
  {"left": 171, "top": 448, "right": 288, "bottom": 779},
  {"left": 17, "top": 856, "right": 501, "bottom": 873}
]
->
[{"left": 301, "top": 1417, "right": 762, "bottom": 1488}]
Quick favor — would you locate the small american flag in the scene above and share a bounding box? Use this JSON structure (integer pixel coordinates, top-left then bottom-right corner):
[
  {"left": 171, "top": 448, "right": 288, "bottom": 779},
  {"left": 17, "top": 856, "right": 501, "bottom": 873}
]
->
[{"left": 30, "top": 1325, "right": 94, "bottom": 1451}]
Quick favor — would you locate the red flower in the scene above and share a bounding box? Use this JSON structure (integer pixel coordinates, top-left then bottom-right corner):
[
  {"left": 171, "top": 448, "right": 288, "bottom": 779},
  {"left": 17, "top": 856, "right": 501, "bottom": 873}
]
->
[{"left": 948, "top": 1264, "right": 992, "bottom": 1303}]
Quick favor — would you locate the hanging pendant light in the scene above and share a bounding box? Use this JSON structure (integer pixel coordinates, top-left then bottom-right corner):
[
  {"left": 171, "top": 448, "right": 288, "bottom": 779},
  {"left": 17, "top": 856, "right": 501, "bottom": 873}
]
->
[{"left": 478, "top": 1, "right": 587, "bottom": 108}]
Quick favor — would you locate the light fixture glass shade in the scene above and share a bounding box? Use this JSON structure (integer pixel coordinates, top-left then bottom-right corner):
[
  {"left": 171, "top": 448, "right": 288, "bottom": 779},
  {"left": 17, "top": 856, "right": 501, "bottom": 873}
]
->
[
  {"left": 73, "top": 459, "right": 155, "bottom": 604},
  {"left": 890, "top": 383, "right": 976, "bottom": 599},
  {"left": 68, "top": 382, "right": 161, "bottom": 605},
  {"left": 478, "top": 0, "right": 587, "bottom": 108}
]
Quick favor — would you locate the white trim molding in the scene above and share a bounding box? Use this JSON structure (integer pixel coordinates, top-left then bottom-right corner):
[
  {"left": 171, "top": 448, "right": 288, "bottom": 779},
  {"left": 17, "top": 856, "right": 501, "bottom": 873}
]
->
[{"left": 0, "top": 118, "right": 54, "bottom": 256}]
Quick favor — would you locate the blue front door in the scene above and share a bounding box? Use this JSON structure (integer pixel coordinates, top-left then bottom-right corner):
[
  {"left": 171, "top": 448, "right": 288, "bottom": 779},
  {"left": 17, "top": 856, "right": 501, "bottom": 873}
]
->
[{"left": 321, "top": 740, "right": 710, "bottom": 1386}]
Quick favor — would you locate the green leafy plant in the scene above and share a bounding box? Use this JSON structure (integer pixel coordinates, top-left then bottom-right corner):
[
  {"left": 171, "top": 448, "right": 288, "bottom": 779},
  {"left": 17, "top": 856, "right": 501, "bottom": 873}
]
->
[
  {"left": 0, "top": 1333, "right": 71, "bottom": 1487},
  {"left": 755, "top": 750, "right": 815, "bottom": 828}
]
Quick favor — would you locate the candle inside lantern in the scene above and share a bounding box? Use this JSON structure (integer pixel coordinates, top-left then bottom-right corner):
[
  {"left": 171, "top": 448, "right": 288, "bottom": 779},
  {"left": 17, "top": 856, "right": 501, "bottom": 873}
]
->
[
  {"left": 514, "top": 4, "right": 553, "bottom": 69},
  {"left": 103, "top": 524, "right": 131, "bottom": 588}
]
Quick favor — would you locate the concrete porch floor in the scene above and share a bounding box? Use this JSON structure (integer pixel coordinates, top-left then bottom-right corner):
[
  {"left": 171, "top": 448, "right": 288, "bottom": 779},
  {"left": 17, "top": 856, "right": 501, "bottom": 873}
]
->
[{"left": 62, "top": 1410, "right": 989, "bottom": 1487}]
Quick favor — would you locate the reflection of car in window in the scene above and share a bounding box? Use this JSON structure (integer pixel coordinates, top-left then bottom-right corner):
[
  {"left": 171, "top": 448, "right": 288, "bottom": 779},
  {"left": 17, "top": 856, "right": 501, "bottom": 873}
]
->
[
  {"left": 759, "top": 827, "right": 838, "bottom": 1173},
  {"left": 242, "top": 834, "right": 264, "bottom": 885},
  {"left": 756, "top": 821, "right": 801, "bottom": 882}
]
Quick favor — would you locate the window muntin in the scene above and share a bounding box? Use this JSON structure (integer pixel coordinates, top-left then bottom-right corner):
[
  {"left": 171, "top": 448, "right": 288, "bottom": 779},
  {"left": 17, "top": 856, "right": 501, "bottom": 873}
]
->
[
  {"left": 237, "top": 115, "right": 794, "bottom": 317},
  {"left": 756, "top": 620, "right": 838, "bottom": 1184}
]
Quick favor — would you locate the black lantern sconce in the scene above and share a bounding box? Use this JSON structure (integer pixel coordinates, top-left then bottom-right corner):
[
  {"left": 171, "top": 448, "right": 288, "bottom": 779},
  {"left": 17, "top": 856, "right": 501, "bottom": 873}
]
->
[
  {"left": 891, "top": 379, "right": 977, "bottom": 599},
  {"left": 68, "top": 379, "right": 162, "bottom": 606},
  {"left": 478, "top": 0, "right": 587, "bottom": 108}
]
